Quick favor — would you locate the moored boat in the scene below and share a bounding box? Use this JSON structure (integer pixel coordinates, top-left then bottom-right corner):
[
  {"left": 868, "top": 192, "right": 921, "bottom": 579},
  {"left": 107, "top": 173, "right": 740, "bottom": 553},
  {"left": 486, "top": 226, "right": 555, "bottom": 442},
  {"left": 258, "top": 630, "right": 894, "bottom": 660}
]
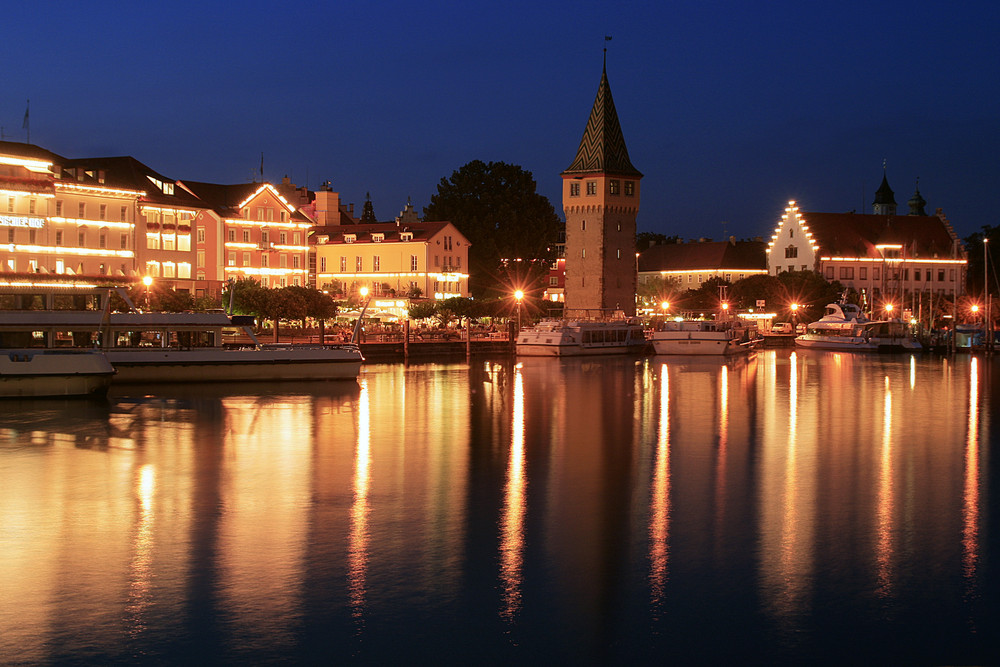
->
[
  {"left": 0, "top": 286, "right": 364, "bottom": 383},
  {"left": 0, "top": 348, "right": 115, "bottom": 398},
  {"left": 515, "top": 317, "right": 646, "bottom": 357},
  {"left": 794, "top": 302, "right": 921, "bottom": 352},
  {"left": 650, "top": 318, "right": 759, "bottom": 356}
]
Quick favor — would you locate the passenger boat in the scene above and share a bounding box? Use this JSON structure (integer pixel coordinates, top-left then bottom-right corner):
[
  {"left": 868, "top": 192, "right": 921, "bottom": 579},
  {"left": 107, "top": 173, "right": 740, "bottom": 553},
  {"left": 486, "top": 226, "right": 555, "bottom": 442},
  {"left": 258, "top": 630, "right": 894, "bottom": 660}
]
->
[
  {"left": 0, "top": 348, "right": 115, "bottom": 398},
  {"left": 650, "top": 318, "right": 760, "bottom": 356},
  {"left": 794, "top": 302, "right": 921, "bottom": 352},
  {"left": 515, "top": 317, "right": 646, "bottom": 357},
  {"left": 0, "top": 286, "right": 364, "bottom": 383}
]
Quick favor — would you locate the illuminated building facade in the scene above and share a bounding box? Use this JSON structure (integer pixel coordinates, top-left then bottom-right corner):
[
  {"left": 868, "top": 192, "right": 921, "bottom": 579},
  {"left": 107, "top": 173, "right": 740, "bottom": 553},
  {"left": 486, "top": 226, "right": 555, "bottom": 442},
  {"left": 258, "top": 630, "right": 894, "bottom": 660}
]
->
[
  {"left": 562, "top": 56, "right": 642, "bottom": 317},
  {"left": 312, "top": 218, "right": 470, "bottom": 300},
  {"left": 767, "top": 188, "right": 967, "bottom": 305},
  {"left": 182, "top": 181, "right": 313, "bottom": 293}
]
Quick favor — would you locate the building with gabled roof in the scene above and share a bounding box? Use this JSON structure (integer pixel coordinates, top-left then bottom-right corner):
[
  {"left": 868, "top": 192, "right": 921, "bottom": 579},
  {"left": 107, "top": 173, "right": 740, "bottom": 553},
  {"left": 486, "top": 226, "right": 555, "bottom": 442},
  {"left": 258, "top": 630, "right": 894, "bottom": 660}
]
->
[
  {"left": 562, "top": 53, "right": 641, "bottom": 317},
  {"left": 311, "top": 209, "right": 470, "bottom": 301},
  {"left": 638, "top": 238, "right": 767, "bottom": 290},
  {"left": 767, "top": 174, "right": 967, "bottom": 309}
]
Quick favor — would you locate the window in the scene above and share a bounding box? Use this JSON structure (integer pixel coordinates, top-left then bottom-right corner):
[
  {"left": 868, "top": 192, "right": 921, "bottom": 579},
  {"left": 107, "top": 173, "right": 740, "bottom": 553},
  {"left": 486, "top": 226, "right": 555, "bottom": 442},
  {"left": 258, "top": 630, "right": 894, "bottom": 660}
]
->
[
  {"left": 585, "top": 180, "right": 597, "bottom": 196},
  {"left": 29, "top": 229, "right": 36, "bottom": 244},
  {"left": 178, "top": 263, "right": 191, "bottom": 279},
  {"left": 913, "top": 269, "right": 921, "bottom": 282},
  {"left": 280, "top": 211, "right": 287, "bottom": 222},
  {"left": 785, "top": 245, "right": 797, "bottom": 258},
  {"left": 320, "top": 257, "right": 327, "bottom": 272},
  {"left": 163, "top": 235, "right": 175, "bottom": 251},
  {"left": 609, "top": 179, "right": 620, "bottom": 195},
  {"left": 99, "top": 204, "right": 107, "bottom": 220},
  {"left": 411, "top": 255, "right": 418, "bottom": 271},
  {"left": 860, "top": 267, "right": 867, "bottom": 280},
  {"left": 261, "top": 231, "right": 268, "bottom": 246},
  {"left": 345, "top": 234, "right": 356, "bottom": 243},
  {"left": 356, "top": 256, "right": 362, "bottom": 271},
  {"left": 197, "top": 250, "right": 205, "bottom": 268},
  {"left": 228, "top": 252, "right": 236, "bottom": 266},
  {"left": 29, "top": 199, "right": 36, "bottom": 214},
  {"left": 582, "top": 220, "right": 586, "bottom": 231},
  {"left": 550, "top": 276, "right": 558, "bottom": 286},
  {"left": 228, "top": 229, "right": 235, "bottom": 242},
  {"left": 55, "top": 200, "right": 63, "bottom": 216},
  {"left": 281, "top": 254, "right": 288, "bottom": 268},
  {"left": 56, "top": 230, "right": 63, "bottom": 245},
  {"left": 99, "top": 230, "right": 107, "bottom": 249},
  {"left": 873, "top": 268, "right": 880, "bottom": 280},
  {"left": 243, "top": 230, "right": 251, "bottom": 243},
  {"left": 624, "top": 181, "right": 635, "bottom": 196},
  {"left": 293, "top": 233, "right": 300, "bottom": 245},
  {"left": 7, "top": 228, "right": 13, "bottom": 243},
  {"left": 120, "top": 206, "right": 127, "bottom": 221},
  {"left": 78, "top": 229, "right": 86, "bottom": 245},
  {"left": 78, "top": 202, "right": 86, "bottom": 218},
  {"left": 6, "top": 197, "right": 12, "bottom": 212},
  {"left": 280, "top": 232, "right": 287, "bottom": 244},
  {"left": 826, "top": 267, "right": 834, "bottom": 279},
  {"left": 196, "top": 228, "right": 205, "bottom": 243},
  {"left": 292, "top": 255, "right": 300, "bottom": 269},
  {"left": 243, "top": 252, "right": 250, "bottom": 266},
  {"left": 570, "top": 182, "right": 580, "bottom": 197},
  {"left": 373, "top": 256, "right": 380, "bottom": 271},
  {"left": 372, "top": 233, "right": 384, "bottom": 243},
  {"left": 400, "top": 232, "right": 413, "bottom": 241},
  {"left": 340, "top": 256, "right": 347, "bottom": 272},
  {"left": 261, "top": 254, "right": 268, "bottom": 267},
  {"left": 840, "top": 267, "right": 854, "bottom": 280}
]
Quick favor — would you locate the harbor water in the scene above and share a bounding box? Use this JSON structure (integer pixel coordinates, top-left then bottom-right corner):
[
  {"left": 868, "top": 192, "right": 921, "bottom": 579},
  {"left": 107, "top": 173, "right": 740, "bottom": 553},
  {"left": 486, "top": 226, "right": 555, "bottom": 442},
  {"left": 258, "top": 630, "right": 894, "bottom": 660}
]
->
[{"left": 1, "top": 350, "right": 997, "bottom": 664}]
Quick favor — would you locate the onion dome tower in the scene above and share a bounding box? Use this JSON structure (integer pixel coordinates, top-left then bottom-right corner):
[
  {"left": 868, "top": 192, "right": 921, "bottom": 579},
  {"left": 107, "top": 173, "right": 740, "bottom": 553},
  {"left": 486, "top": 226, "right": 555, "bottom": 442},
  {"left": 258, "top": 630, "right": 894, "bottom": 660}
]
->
[
  {"left": 908, "top": 180, "right": 927, "bottom": 216},
  {"left": 561, "top": 50, "right": 642, "bottom": 317}
]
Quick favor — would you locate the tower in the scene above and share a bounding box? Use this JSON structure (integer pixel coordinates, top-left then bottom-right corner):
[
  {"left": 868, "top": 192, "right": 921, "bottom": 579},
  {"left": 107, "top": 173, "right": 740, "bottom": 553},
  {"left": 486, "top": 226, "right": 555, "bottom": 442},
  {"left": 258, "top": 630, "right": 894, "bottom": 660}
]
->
[
  {"left": 562, "top": 54, "right": 642, "bottom": 317},
  {"left": 872, "top": 166, "right": 897, "bottom": 216}
]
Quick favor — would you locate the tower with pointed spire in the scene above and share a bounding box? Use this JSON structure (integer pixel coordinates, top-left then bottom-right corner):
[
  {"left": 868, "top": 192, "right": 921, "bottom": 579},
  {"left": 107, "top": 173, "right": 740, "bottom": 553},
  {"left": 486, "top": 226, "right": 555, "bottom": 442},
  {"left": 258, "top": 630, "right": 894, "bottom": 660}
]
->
[
  {"left": 562, "top": 53, "right": 642, "bottom": 316},
  {"left": 872, "top": 165, "right": 897, "bottom": 216}
]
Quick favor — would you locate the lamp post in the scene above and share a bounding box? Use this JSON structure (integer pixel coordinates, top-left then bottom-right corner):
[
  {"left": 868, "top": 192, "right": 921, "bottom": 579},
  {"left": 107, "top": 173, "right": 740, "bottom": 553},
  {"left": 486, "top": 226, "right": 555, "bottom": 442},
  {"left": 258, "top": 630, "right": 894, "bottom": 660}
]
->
[
  {"left": 142, "top": 275, "right": 152, "bottom": 311},
  {"left": 660, "top": 301, "right": 670, "bottom": 318},
  {"left": 514, "top": 290, "right": 524, "bottom": 331},
  {"left": 790, "top": 302, "right": 799, "bottom": 331},
  {"left": 351, "top": 286, "right": 372, "bottom": 344}
]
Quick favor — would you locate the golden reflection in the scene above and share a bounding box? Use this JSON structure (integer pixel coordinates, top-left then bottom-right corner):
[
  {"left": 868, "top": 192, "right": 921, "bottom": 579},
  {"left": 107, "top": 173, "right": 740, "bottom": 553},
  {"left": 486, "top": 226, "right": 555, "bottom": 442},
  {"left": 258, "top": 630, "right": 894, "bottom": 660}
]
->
[
  {"left": 714, "top": 363, "right": 728, "bottom": 533},
  {"left": 124, "top": 463, "right": 155, "bottom": 637},
  {"left": 500, "top": 366, "right": 526, "bottom": 621},
  {"left": 649, "top": 365, "right": 671, "bottom": 605},
  {"left": 875, "top": 376, "right": 895, "bottom": 596},
  {"left": 348, "top": 378, "right": 372, "bottom": 623},
  {"left": 962, "top": 357, "right": 980, "bottom": 584}
]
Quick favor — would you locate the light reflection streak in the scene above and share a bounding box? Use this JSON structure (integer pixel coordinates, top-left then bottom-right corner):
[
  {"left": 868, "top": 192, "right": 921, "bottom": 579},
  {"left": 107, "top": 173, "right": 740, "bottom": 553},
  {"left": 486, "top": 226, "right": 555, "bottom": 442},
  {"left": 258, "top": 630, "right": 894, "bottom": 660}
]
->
[
  {"left": 714, "top": 364, "right": 729, "bottom": 535},
  {"left": 875, "top": 376, "right": 894, "bottom": 596},
  {"left": 649, "top": 365, "right": 671, "bottom": 606},
  {"left": 499, "top": 366, "right": 526, "bottom": 622},
  {"left": 777, "top": 351, "right": 801, "bottom": 598},
  {"left": 348, "top": 379, "right": 371, "bottom": 626},
  {"left": 962, "top": 357, "right": 980, "bottom": 586},
  {"left": 124, "top": 464, "right": 155, "bottom": 638}
]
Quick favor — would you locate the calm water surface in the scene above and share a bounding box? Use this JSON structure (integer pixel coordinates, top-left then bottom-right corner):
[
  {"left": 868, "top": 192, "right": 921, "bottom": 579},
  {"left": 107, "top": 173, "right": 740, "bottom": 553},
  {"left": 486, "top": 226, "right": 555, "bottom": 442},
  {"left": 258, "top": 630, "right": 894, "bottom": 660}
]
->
[{"left": 1, "top": 350, "right": 997, "bottom": 665}]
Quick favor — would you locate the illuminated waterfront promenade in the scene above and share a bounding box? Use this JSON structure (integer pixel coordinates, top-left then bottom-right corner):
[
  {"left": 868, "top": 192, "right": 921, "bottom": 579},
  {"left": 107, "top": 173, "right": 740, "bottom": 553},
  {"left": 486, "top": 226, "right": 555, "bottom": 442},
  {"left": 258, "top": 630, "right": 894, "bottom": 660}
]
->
[{"left": 0, "top": 350, "right": 995, "bottom": 664}]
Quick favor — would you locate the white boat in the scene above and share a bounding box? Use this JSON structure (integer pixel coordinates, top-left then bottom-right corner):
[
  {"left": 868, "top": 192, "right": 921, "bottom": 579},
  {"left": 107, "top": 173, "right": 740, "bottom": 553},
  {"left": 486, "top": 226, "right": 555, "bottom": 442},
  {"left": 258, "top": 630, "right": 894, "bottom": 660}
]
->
[
  {"left": 515, "top": 318, "right": 647, "bottom": 357},
  {"left": 0, "top": 287, "right": 364, "bottom": 383},
  {"left": 650, "top": 318, "right": 759, "bottom": 356},
  {"left": 0, "top": 349, "right": 115, "bottom": 398},
  {"left": 794, "top": 302, "right": 922, "bottom": 352}
]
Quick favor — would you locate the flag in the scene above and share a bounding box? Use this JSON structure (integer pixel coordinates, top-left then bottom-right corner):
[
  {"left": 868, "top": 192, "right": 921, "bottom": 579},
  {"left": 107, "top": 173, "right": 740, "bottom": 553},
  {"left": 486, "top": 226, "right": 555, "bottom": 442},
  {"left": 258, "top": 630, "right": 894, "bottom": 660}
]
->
[{"left": 605, "top": 35, "right": 612, "bottom": 41}]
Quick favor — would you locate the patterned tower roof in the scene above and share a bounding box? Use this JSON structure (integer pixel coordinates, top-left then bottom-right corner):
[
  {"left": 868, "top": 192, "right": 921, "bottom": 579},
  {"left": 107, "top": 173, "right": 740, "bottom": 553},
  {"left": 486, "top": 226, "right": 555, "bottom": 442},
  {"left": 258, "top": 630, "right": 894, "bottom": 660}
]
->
[{"left": 562, "top": 61, "right": 642, "bottom": 178}]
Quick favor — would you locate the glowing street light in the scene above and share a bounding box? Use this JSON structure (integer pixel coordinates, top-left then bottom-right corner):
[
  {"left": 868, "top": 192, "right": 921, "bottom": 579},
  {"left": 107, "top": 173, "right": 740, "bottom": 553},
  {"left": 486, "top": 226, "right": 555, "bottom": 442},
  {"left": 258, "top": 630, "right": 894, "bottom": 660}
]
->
[
  {"left": 885, "top": 303, "right": 895, "bottom": 317},
  {"left": 142, "top": 275, "right": 153, "bottom": 310},
  {"left": 660, "top": 300, "right": 670, "bottom": 314}
]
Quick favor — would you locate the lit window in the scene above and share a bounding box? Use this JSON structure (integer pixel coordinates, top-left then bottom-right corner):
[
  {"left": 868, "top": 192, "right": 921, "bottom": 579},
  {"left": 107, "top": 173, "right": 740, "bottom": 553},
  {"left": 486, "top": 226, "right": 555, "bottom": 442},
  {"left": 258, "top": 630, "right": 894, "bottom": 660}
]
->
[
  {"left": 411, "top": 255, "right": 418, "bottom": 271},
  {"left": 570, "top": 182, "right": 580, "bottom": 197},
  {"left": 228, "top": 252, "right": 236, "bottom": 266},
  {"left": 609, "top": 180, "right": 620, "bottom": 195},
  {"left": 624, "top": 181, "right": 635, "bottom": 196},
  {"left": 340, "top": 256, "right": 347, "bottom": 272},
  {"left": 373, "top": 256, "right": 380, "bottom": 271},
  {"left": 243, "top": 230, "right": 250, "bottom": 243},
  {"left": 243, "top": 252, "right": 251, "bottom": 266},
  {"left": 586, "top": 181, "right": 597, "bottom": 196}
]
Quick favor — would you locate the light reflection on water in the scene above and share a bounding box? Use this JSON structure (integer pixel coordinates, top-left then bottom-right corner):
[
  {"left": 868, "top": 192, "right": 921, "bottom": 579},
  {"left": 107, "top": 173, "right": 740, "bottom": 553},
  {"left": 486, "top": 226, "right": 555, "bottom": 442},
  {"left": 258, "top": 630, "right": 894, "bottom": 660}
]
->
[{"left": 0, "top": 354, "right": 994, "bottom": 664}]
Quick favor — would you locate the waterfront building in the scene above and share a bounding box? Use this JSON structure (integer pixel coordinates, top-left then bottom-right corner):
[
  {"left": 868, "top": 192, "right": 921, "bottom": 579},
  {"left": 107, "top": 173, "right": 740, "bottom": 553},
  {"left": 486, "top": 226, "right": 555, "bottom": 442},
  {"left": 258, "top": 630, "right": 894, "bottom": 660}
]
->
[
  {"left": 311, "top": 198, "right": 470, "bottom": 302},
  {"left": 638, "top": 238, "right": 767, "bottom": 290},
  {"left": 562, "top": 55, "right": 642, "bottom": 317},
  {"left": 181, "top": 180, "right": 313, "bottom": 294},
  {"left": 767, "top": 174, "right": 967, "bottom": 307}
]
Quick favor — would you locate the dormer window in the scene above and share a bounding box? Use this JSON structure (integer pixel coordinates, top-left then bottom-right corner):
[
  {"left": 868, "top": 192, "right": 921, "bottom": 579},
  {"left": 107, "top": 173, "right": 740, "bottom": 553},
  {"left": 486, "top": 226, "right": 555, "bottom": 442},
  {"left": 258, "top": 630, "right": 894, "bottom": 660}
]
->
[
  {"left": 400, "top": 232, "right": 413, "bottom": 242},
  {"left": 372, "top": 233, "right": 384, "bottom": 243},
  {"left": 344, "top": 233, "right": 357, "bottom": 243}
]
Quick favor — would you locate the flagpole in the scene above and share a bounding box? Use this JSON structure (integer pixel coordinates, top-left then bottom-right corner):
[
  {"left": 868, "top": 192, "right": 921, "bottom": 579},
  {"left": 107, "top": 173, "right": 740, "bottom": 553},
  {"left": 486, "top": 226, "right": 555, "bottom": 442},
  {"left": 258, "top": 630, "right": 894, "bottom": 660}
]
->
[{"left": 23, "top": 99, "right": 30, "bottom": 144}]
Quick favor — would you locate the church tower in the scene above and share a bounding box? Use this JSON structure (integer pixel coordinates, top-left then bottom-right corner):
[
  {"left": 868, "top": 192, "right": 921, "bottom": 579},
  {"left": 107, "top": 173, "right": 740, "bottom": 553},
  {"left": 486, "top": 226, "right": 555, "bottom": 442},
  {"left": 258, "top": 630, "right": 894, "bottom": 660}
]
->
[
  {"left": 872, "top": 167, "right": 897, "bottom": 216},
  {"left": 562, "top": 54, "right": 642, "bottom": 317}
]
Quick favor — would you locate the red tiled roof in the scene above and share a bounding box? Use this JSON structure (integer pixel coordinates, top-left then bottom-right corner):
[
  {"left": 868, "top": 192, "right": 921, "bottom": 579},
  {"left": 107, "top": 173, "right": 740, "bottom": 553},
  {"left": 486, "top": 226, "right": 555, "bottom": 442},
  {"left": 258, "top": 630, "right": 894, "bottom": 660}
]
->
[
  {"left": 639, "top": 240, "right": 766, "bottom": 272},
  {"left": 312, "top": 221, "right": 460, "bottom": 244},
  {"left": 799, "top": 211, "right": 960, "bottom": 259}
]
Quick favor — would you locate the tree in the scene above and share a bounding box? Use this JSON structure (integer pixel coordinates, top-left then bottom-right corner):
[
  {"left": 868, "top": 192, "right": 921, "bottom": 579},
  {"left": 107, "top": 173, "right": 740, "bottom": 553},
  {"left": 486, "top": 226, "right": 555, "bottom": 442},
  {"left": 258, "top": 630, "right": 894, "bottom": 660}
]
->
[
  {"left": 636, "top": 231, "right": 680, "bottom": 251},
  {"left": 423, "top": 160, "right": 562, "bottom": 298}
]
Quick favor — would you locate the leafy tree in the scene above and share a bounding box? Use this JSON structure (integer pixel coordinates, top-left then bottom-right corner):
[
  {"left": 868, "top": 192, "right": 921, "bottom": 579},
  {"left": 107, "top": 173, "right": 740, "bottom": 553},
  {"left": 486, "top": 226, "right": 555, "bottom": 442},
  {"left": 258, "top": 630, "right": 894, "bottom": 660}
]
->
[
  {"left": 637, "top": 275, "right": 682, "bottom": 310},
  {"left": 636, "top": 231, "right": 680, "bottom": 251},
  {"left": 423, "top": 160, "right": 561, "bottom": 298},
  {"left": 408, "top": 301, "right": 438, "bottom": 321}
]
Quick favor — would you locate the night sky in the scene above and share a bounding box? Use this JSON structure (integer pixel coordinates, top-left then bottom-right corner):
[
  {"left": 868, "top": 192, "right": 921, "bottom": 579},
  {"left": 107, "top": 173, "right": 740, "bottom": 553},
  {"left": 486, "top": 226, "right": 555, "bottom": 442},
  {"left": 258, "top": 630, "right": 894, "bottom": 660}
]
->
[{"left": 4, "top": 1, "right": 997, "bottom": 241}]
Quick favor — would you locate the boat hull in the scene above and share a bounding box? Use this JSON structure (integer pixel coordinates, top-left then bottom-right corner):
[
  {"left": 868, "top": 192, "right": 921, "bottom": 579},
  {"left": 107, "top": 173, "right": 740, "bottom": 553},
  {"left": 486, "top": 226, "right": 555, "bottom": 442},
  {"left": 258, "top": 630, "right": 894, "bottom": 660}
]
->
[
  {"left": 0, "top": 350, "right": 115, "bottom": 398},
  {"left": 651, "top": 334, "right": 754, "bottom": 356},
  {"left": 515, "top": 319, "right": 646, "bottom": 358},
  {"left": 105, "top": 346, "right": 364, "bottom": 383}
]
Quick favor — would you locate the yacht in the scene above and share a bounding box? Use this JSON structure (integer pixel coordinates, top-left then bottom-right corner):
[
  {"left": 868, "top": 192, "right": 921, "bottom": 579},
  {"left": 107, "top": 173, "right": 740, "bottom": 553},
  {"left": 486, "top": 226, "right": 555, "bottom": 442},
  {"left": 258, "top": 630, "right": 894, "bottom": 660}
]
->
[
  {"left": 0, "top": 285, "right": 364, "bottom": 383},
  {"left": 515, "top": 317, "right": 647, "bottom": 357},
  {"left": 794, "top": 302, "right": 921, "bottom": 352}
]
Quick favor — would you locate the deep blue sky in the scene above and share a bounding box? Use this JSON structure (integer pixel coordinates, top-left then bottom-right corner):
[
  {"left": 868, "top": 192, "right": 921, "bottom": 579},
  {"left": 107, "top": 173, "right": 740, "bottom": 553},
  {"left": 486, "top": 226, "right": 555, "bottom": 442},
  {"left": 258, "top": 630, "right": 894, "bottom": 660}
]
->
[{"left": 3, "top": 1, "right": 997, "bottom": 241}]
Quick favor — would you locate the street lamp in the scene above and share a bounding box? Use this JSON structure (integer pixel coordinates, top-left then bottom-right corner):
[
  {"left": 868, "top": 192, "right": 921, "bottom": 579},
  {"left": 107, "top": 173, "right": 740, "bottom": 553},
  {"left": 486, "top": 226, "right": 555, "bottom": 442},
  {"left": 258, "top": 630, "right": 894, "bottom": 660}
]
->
[
  {"left": 142, "top": 275, "right": 153, "bottom": 311},
  {"left": 885, "top": 303, "right": 894, "bottom": 318},
  {"left": 514, "top": 290, "right": 524, "bottom": 331},
  {"left": 660, "top": 300, "right": 670, "bottom": 315}
]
